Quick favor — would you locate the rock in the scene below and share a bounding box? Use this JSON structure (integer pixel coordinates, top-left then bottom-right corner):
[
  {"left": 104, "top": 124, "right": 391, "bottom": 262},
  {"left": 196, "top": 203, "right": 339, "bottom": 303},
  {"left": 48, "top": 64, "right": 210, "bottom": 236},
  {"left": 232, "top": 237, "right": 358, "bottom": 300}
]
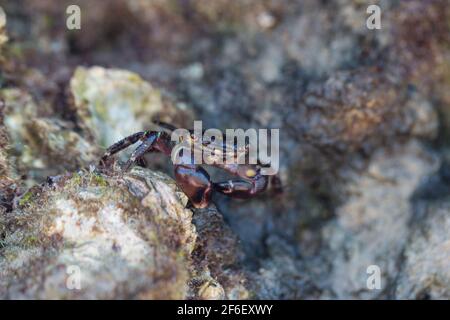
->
[
  {"left": 321, "top": 141, "right": 440, "bottom": 299},
  {"left": 1, "top": 0, "right": 450, "bottom": 300},
  {"left": 395, "top": 199, "right": 450, "bottom": 299},
  {"left": 0, "top": 99, "right": 11, "bottom": 180},
  {"left": 1, "top": 88, "right": 38, "bottom": 155},
  {"left": 250, "top": 250, "right": 321, "bottom": 299},
  {"left": 190, "top": 206, "right": 248, "bottom": 300},
  {"left": 0, "top": 98, "right": 15, "bottom": 214},
  {"left": 289, "top": 69, "right": 439, "bottom": 155},
  {"left": 70, "top": 66, "right": 192, "bottom": 149},
  {"left": 1, "top": 88, "right": 99, "bottom": 185},
  {"left": 0, "top": 166, "right": 248, "bottom": 299},
  {"left": 0, "top": 6, "right": 7, "bottom": 49},
  {"left": 23, "top": 117, "right": 99, "bottom": 169}
]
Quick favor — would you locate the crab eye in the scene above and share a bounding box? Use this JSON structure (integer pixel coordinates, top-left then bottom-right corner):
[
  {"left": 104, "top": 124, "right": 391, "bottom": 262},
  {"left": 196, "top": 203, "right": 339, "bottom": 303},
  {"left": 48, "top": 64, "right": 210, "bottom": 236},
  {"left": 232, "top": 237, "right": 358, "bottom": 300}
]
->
[{"left": 246, "top": 169, "right": 257, "bottom": 177}]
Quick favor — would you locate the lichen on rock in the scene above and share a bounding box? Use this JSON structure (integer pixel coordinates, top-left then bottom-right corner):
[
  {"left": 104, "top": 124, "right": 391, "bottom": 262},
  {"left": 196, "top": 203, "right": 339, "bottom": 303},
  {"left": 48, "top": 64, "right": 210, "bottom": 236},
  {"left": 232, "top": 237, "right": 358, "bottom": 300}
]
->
[
  {"left": 70, "top": 66, "right": 192, "bottom": 149},
  {"left": 0, "top": 88, "right": 99, "bottom": 185},
  {"left": 0, "top": 165, "right": 248, "bottom": 299}
]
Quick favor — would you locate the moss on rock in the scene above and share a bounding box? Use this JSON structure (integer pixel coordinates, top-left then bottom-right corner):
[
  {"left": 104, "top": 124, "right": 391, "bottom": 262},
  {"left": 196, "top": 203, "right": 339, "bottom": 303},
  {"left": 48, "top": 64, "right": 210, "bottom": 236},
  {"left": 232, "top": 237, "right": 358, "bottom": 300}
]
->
[{"left": 0, "top": 166, "right": 248, "bottom": 299}]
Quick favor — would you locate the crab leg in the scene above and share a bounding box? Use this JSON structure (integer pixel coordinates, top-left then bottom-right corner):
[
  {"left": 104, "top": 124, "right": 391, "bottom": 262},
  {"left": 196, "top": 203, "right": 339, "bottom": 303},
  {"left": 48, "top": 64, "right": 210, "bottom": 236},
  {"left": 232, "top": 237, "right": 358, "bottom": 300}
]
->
[
  {"left": 174, "top": 164, "right": 213, "bottom": 208},
  {"left": 123, "top": 132, "right": 162, "bottom": 171},
  {"left": 100, "top": 131, "right": 147, "bottom": 164},
  {"left": 213, "top": 174, "right": 268, "bottom": 198}
]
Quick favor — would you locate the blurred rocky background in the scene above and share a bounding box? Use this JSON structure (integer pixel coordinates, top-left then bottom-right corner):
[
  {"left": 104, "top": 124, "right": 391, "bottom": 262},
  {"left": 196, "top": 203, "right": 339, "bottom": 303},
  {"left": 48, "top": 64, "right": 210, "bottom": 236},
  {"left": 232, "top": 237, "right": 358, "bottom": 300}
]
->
[{"left": 0, "top": 0, "right": 449, "bottom": 299}]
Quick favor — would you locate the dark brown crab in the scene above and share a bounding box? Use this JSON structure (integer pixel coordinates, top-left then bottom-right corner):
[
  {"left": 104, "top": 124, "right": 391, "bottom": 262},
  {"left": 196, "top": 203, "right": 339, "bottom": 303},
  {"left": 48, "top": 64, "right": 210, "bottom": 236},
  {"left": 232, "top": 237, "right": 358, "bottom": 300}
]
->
[{"left": 99, "top": 122, "right": 281, "bottom": 208}]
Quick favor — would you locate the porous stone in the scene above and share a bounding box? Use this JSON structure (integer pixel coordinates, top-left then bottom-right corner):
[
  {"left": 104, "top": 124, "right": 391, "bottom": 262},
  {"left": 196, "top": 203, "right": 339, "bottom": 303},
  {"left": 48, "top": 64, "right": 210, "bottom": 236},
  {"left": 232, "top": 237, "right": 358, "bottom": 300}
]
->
[{"left": 0, "top": 166, "right": 248, "bottom": 299}]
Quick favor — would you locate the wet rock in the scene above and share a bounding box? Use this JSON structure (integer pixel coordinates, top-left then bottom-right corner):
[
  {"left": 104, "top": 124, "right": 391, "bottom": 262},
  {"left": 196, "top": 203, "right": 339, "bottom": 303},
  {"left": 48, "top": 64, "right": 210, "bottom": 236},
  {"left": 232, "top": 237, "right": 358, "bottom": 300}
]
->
[
  {"left": 190, "top": 206, "right": 248, "bottom": 300},
  {"left": 70, "top": 66, "right": 192, "bottom": 149},
  {"left": 395, "top": 199, "right": 450, "bottom": 299},
  {"left": 0, "top": 166, "right": 247, "bottom": 299}
]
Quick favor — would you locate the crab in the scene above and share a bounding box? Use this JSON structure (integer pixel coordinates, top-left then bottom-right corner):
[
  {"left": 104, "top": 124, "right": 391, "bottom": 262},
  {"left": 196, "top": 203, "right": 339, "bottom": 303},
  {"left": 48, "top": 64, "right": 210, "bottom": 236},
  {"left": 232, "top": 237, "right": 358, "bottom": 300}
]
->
[{"left": 99, "top": 122, "right": 281, "bottom": 208}]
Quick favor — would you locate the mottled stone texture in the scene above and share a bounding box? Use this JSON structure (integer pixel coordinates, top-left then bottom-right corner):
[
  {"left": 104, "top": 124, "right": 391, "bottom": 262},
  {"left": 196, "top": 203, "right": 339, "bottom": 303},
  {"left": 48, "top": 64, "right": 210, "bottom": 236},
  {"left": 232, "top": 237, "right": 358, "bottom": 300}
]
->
[
  {"left": 0, "top": 167, "right": 247, "bottom": 299},
  {"left": 395, "top": 200, "right": 450, "bottom": 299},
  {"left": 70, "top": 67, "right": 192, "bottom": 149},
  {"left": 0, "top": 0, "right": 449, "bottom": 299}
]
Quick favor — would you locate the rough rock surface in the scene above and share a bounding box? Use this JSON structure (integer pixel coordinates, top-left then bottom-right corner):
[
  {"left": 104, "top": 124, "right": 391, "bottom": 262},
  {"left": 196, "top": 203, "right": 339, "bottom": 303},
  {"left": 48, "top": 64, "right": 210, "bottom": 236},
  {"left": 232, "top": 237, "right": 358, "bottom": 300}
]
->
[
  {"left": 0, "top": 99, "right": 15, "bottom": 215},
  {"left": 0, "top": 88, "right": 99, "bottom": 185},
  {"left": 0, "top": 0, "right": 449, "bottom": 300},
  {"left": 0, "top": 5, "right": 6, "bottom": 49},
  {"left": 0, "top": 166, "right": 247, "bottom": 299},
  {"left": 321, "top": 141, "right": 440, "bottom": 299},
  {"left": 395, "top": 199, "right": 450, "bottom": 299},
  {"left": 71, "top": 66, "right": 192, "bottom": 149}
]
